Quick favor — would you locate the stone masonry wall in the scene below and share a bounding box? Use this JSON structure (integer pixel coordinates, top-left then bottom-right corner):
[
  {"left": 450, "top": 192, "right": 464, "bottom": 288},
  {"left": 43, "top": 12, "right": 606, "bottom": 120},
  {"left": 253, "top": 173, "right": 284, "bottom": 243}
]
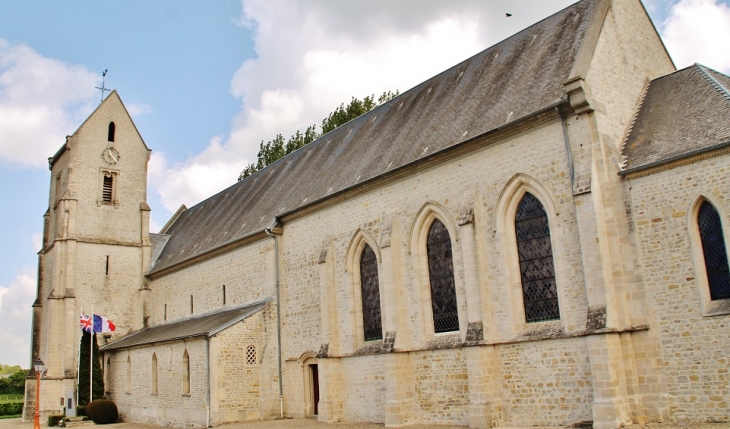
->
[
  {"left": 107, "top": 338, "right": 208, "bottom": 427},
  {"left": 628, "top": 156, "right": 730, "bottom": 423}
]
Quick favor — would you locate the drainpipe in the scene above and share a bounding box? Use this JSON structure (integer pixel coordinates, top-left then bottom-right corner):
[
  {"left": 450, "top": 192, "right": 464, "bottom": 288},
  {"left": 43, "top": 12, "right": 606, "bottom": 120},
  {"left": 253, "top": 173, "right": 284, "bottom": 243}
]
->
[
  {"left": 556, "top": 106, "right": 575, "bottom": 186},
  {"left": 205, "top": 337, "right": 211, "bottom": 428},
  {"left": 264, "top": 225, "right": 284, "bottom": 419}
]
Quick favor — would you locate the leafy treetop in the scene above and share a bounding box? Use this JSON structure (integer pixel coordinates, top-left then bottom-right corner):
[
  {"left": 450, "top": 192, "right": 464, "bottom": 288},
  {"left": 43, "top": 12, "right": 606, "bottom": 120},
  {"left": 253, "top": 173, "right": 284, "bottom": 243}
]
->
[{"left": 238, "top": 90, "right": 398, "bottom": 181}]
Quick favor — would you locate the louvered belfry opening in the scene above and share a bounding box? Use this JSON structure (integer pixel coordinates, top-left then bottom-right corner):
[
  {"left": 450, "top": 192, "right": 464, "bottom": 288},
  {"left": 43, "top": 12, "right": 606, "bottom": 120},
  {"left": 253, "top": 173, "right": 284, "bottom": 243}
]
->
[
  {"left": 102, "top": 174, "right": 113, "bottom": 202},
  {"left": 698, "top": 201, "right": 730, "bottom": 300},
  {"left": 515, "top": 192, "right": 560, "bottom": 323},
  {"left": 360, "top": 244, "right": 383, "bottom": 341},
  {"left": 427, "top": 219, "right": 459, "bottom": 333}
]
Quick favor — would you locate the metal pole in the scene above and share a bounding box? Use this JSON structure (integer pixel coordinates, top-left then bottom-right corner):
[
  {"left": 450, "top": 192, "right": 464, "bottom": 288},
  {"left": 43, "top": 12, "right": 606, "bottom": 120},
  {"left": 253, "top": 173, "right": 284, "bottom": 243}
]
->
[
  {"left": 90, "top": 304, "right": 94, "bottom": 403},
  {"left": 33, "top": 370, "right": 40, "bottom": 429}
]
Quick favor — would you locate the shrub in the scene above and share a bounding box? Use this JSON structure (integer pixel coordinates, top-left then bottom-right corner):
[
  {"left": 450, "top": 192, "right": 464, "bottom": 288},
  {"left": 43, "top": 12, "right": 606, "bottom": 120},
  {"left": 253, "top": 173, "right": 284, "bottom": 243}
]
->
[
  {"left": 47, "top": 415, "right": 65, "bottom": 427},
  {"left": 0, "top": 402, "right": 23, "bottom": 417},
  {"left": 85, "top": 400, "right": 118, "bottom": 424},
  {"left": 76, "top": 406, "right": 86, "bottom": 416}
]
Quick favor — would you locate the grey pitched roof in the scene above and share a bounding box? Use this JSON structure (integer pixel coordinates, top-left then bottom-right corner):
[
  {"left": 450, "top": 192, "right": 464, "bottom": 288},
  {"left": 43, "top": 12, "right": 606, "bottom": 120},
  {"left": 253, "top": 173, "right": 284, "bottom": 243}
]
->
[
  {"left": 100, "top": 298, "right": 271, "bottom": 351},
  {"left": 149, "top": 233, "right": 170, "bottom": 271},
  {"left": 150, "top": 0, "right": 606, "bottom": 275},
  {"left": 621, "top": 64, "right": 730, "bottom": 174}
]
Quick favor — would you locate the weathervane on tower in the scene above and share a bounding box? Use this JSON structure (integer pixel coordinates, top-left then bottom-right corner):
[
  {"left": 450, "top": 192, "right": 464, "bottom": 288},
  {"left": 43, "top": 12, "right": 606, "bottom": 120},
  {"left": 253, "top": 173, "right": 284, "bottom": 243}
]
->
[{"left": 95, "top": 69, "right": 111, "bottom": 104}]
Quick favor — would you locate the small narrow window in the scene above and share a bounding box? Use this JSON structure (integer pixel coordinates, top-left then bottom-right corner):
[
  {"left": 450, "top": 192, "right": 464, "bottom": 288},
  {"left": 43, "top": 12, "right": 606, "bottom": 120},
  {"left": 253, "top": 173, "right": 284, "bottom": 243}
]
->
[
  {"left": 515, "top": 192, "right": 560, "bottom": 323},
  {"left": 105, "top": 255, "right": 109, "bottom": 276},
  {"left": 102, "top": 175, "right": 114, "bottom": 202},
  {"left": 698, "top": 201, "right": 730, "bottom": 300},
  {"left": 106, "top": 358, "right": 112, "bottom": 392},
  {"left": 427, "top": 219, "right": 459, "bottom": 333},
  {"left": 360, "top": 244, "right": 382, "bottom": 341},
  {"left": 108, "top": 122, "right": 115, "bottom": 142},
  {"left": 246, "top": 345, "right": 256, "bottom": 365},
  {"left": 151, "top": 353, "right": 158, "bottom": 394},
  {"left": 222, "top": 285, "right": 226, "bottom": 305},
  {"left": 190, "top": 295, "right": 194, "bottom": 314},
  {"left": 182, "top": 350, "right": 190, "bottom": 394},
  {"left": 126, "top": 356, "right": 131, "bottom": 393},
  {"left": 164, "top": 304, "right": 167, "bottom": 321}
]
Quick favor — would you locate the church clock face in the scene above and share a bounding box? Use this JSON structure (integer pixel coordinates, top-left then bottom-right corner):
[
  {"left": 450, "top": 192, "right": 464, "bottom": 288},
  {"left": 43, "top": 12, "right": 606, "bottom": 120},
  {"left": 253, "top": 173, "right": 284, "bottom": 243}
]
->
[{"left": 102, "top": 147, "right": 120, "bottom": 165}]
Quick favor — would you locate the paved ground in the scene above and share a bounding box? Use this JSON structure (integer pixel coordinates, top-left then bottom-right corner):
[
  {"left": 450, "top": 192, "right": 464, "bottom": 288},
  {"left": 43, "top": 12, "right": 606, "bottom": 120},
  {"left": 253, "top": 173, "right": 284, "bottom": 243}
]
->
[{"left": 2, "top": 417, "right": 730, "bottom": 429}]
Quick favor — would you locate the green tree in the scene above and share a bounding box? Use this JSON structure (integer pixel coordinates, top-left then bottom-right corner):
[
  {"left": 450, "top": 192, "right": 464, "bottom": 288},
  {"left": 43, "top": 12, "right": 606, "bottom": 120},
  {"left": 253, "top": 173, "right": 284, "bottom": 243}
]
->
[
  {"left": 77, "top": 331, "right": 104, "bottom": 406},
  {"left": 7, "top": 370, "right": 28, "bottom": 394},
  {"left": 238, "top": 90, "right": 398, "bottom": 181}
]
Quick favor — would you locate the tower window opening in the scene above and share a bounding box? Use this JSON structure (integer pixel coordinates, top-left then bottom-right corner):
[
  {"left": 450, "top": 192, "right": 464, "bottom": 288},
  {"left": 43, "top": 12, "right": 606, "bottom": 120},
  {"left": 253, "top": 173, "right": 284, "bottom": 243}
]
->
[
  {"left": 223, "top": 285, "right": 226, "bottom": 305},
  {"left": 190, "top": 295, "right": 194, "bottom": 314},
  {"left": 105, "top": 255, "right": 109, "bottom": 276},
  {"left": 108, "top": 122, "right": 115, "bottom": 142},
  {"left": 102, "top": 175, "right": 113, "bottom": 202}
]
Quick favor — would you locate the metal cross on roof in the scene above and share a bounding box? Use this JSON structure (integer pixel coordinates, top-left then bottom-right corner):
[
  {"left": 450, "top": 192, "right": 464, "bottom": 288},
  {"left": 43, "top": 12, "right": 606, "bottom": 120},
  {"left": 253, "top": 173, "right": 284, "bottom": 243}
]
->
[{"left": 95, "top": 69, "right": 111, "bottom": 104}]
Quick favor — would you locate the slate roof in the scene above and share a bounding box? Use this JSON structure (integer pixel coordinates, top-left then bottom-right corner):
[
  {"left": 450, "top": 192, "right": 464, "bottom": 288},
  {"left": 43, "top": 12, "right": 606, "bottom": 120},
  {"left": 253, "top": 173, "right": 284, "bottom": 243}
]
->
[
  {"left": 100, "top": 298, "right": 271, "bottom": 351},
  {"left": 150, "top": 0, "right": 606, "bottom": 275},
  {"left": 621, "top": 64, "right": 730, "bottom": 174},
  {"left": 149, "top": 233, "right": 170, "bottom": 271}
]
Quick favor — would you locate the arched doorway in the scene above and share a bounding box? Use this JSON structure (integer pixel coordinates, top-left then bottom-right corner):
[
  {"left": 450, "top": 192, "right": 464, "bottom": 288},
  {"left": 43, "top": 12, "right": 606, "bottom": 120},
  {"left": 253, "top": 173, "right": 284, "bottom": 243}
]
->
[{"left": 299, "top": 352, "right": 319, "bottom": 417}]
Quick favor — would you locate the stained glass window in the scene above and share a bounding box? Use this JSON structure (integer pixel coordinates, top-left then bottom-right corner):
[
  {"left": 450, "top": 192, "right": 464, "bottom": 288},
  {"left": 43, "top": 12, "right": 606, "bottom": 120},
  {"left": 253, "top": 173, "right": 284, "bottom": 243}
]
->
[
  {"left": 698, "top": 201, "right": 730, "bottom": 300},
  {"left": 515, "top": 192, "right": 560, "bottom": 323},
  {"left": 427, "top": 219, "right": 459, "bottom": 333},
  {"left": 360, "top": 244, "right": 383, "bottom": 341}
]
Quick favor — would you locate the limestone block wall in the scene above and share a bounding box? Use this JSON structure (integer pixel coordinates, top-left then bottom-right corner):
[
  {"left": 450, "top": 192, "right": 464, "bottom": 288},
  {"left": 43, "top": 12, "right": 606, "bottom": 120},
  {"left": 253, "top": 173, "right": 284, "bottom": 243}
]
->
[
  {"left": 211, "top": 313, "right": 266, "bottom": 424},
  {"left": 413, "top": 348, "right": 469, "bottom": 425},
  {"left": 277, "top": 117, "right": 600, "bottom": 426},
  {"left": 149, "top": 239, "right": 275, "bottom": 325},
  {"left": 627, "top": 156, "right": 730, "bottom": 422},
  {"left": 498, "top": 337, "right": 594, "bottom": 426},
  {"left": 106, "top": 338, "right": 209, "bottom": 427},
  {"left": 340, "top": 355, "right": 386, "bottom": 423}
]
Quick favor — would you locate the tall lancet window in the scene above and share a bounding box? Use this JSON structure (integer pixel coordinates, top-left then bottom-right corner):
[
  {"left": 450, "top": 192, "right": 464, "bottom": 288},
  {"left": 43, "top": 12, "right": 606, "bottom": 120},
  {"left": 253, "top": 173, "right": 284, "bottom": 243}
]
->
[
  {"left": 182, "top": 350, "right": 190, "bottom": 394},
  {"left": 126, "top": 356, "right": 131, "bottom": 393},
  {"left": 515, "top": 192, "right": 560, "bottom": 323},
  {"left": 427, "top": 219, "right": 459, "bottom": 333},
  {"left": 698, "top": 201, "right": 730, "bottom": 300},
  {"left": 360, "top": 244, "right": 382, "bottom": 341},
  {"left": 108, "top": 122, "right": 115, "bottom": 142},
  {"left": 151, "top": 353, "right": 158, "bottom": 394}
]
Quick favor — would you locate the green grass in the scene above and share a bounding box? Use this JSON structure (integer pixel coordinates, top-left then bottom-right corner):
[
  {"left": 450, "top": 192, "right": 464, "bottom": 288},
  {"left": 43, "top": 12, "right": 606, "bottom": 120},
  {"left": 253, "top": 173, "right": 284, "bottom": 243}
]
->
[{"left": 0, "top": 394, "right": 23, "bottom": 404}]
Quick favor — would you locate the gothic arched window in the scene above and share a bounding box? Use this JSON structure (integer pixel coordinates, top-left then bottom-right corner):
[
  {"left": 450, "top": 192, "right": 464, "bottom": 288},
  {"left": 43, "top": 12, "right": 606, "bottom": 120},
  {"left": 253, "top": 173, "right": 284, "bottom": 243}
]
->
[
  {"left": 126, "top": 356, "right": 131, "bottom": 393},
  {"left": 182, "top": 350, "right": 190, "bottom": 394},
  {"left": 360, "top": 244, "right": 382, "bottom": 341},
  {"left": 515, "top": 192, "right": 560, "bottom": 323},
  {"left": 108, "top": 122, "right": 115, "bottom": 142},
  {"left": 427, "top": 219, "right": 459, "bottom": 333},
  {"left": 151, "top": 353, "right": 158, "bottom": 394},
  {"left": 698, "top": 201, "right": 730, "bottom": 300}
]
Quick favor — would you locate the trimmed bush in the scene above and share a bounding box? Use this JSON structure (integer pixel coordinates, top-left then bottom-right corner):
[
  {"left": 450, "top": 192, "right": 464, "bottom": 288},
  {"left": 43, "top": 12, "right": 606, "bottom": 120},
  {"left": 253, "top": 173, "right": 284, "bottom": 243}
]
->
[
  {"left": 76, "top": 406, "right": 86, "bottom": 416},
  {"left": 0, "top": 402, "right": 23, "bottom": 417},
  {"left": 85, "top": 399, "right": 118, "bottom": 424},
  {"left": 47, "top": 415, "right": 64, "bottom": 427}
]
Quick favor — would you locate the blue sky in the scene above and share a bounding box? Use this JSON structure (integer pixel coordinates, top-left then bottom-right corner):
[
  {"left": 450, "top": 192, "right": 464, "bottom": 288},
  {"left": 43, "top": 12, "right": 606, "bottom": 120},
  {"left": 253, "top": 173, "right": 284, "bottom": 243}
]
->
[{"left": 0, "top": 0, "right": 728, "bottom": 367}]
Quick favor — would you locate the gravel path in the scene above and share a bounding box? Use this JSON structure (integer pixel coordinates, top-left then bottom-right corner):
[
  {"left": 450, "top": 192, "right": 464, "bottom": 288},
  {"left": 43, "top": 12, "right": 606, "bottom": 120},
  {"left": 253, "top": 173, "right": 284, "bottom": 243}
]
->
[{"left": 2, "top": 417, "right": 729, "bottom": 429}]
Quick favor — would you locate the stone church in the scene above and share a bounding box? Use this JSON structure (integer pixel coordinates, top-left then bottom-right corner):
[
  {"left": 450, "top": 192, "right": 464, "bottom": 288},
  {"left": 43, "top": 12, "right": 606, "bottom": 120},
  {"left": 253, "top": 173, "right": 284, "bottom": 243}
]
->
[{"left": 24, "top": 0, "right": 730, "bottom": 427}]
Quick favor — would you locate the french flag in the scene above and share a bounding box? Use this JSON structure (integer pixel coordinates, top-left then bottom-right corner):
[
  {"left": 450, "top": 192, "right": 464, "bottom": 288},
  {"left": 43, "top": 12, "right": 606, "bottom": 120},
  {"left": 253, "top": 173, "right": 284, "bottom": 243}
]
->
[{"left": 93, "top": 314, "right": 116, "bottom": 333}]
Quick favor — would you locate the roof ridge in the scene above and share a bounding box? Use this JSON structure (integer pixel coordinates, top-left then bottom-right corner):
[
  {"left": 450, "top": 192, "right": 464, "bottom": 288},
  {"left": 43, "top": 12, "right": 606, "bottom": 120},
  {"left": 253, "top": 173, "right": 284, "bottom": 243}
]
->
[
  {"left": 620, "top": 79, "right": 651, "bottom": 170},
  {"left": 697, "top": 63, "right": 730, "bottom": 102}
]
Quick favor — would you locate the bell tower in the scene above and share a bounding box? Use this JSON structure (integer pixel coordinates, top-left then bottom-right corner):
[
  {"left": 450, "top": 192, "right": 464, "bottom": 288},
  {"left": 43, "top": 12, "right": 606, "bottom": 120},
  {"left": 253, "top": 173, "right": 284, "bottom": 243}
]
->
[{"left": 25, "top": 91, "right": 152, "bottom": 419}]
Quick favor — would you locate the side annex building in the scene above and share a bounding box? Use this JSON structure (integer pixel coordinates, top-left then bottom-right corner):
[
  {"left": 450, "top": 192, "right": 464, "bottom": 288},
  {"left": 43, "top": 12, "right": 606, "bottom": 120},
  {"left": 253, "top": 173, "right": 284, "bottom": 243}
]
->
[{"left": 25, "top": 0, "right": 730, "bottom": 428}]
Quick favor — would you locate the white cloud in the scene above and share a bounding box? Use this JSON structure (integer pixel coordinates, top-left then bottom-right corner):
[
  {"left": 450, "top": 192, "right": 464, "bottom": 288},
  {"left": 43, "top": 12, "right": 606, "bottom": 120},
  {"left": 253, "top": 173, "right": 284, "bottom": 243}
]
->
[
  {"left": 150, "top": 0, "right": 577, "bottom": 213},
  {"left": 661, "top": 0, "right": 730, "bottom": 73},
  {"left": 0, "top": 40, "right": 100, "bottom": 168},
  {"left": 0, "top": 271, "right": 35, "bottom": 367},
  {"left": 126, "top": 102, "right": 153, "bottom": 118},
  {"left": 32, "top": 233, "right": 42, "bottom": 253}
]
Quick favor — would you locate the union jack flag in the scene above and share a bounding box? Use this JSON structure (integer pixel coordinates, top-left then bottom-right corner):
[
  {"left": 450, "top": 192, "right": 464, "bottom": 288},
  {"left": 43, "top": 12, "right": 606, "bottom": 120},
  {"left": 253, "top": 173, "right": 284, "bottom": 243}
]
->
[{"left": 80, "top": 313, "right": 92, "bottom": 332}]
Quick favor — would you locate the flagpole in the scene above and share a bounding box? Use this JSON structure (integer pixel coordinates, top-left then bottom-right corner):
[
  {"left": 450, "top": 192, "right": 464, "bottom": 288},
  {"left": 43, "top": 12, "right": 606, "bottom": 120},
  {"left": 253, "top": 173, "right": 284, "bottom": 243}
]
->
[
  {"left": 90, "top": 304, "right": 94, "bottom": 404},
  {"left": 77, "top": 307, "right": 82, "bottom": 414}
]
